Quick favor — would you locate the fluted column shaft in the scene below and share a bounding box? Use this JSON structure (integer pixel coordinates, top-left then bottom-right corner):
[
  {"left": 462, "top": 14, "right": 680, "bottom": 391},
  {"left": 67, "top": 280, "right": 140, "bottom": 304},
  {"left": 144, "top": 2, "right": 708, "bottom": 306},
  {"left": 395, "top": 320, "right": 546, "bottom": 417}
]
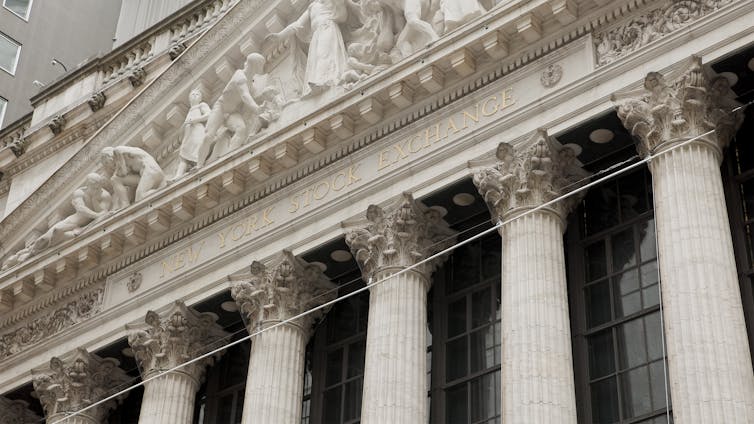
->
[
  {"left": 127, "top": 301, "right": 228, "bottom": 424},
  {"left": 649, "top": 142, "right": 754, "bottom": 422},
  {"left": 345, "top": 193, "right": 456, "bottom": 424},
  {"left": 230, "top": 251, "right": 336, "bottom": 424},
  {"left": 614, "top": 58, "right": 754, "bottom": 422},
  {"left": 138, "top": 371, "right": 198, "bottom": 424},
  {"left": 242, "top": 322, "right": 307, "bottom": 424},
  {"left": 500, "top": 211, "right": 576, "bottom": 423},
  {"left": 360, "top": 268, "right": 428, "bottom": 423}
]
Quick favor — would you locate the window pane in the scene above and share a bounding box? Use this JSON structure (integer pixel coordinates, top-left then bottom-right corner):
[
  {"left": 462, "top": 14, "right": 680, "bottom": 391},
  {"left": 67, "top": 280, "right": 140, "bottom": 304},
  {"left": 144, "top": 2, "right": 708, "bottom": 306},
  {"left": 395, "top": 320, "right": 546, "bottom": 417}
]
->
[
  {"left": 588, "top": 330, "right": 615, "bottom": 378},
  {"left": 470, "top": 372, "right": 499, "bottom": 422},
  {"left": 217, "top": 394, "right": 234, "bottom": 423},
  {"left": 326, "top": 349, "right": 343, "bottom": 386},
  {"left": 347, "top": 340, "right": 366, "bottom": 378},
  {"left": 470, "top": 323, "right": 500, "bottom": 373},
  {"left": 615, "top": 270, "right": 641, "bottom": 318},
  {"left": 618, "top": 318, "right": 647, "bottom": 369},
  {"left": 586, "top": 280, "right": 612, "bottom": 327},
  {"left": 649, "top": 360, "right": 669, "bottom": 410},
  {"left": 471, "top": 287, "right": 492, "bottom": 328},
  {"left": 4, "top": 0, "right": 31, "bottom": 18},
  {"left": 621, "top": 366, "right": 652, "bottom": 418},
  {"left": 0, "top": 33, "right": 20, "bottom": 73},
  {"left": 323, "top": 387, "right": 342, "bottom": 423},
  {"left": 618, "top": 173, "right": 649, "bottom": 217},
  {"left": 447, "top": 298, "right": 466, "bottom": 337},
  {"left": 343, "top": 379, "right": 363, "bottom": 421},
  {"left": 586, "top": 241, "right": 607, "bottom": 280},
  {"left": 639, "top": 219, "right": 657, "bottom": 261},
  {"left": 591, "top": 377, "right": 619, "bottom": 423},
  {"left": 0, "top": 97, "right": 6, "bottom": 127},
  {"left": 645, "top": 312, "right": 664, "bottom": 362},
  {"left": 481, "top": 235, "right": 501, "bottom": 279},
  {"left": 612, "top": 229, "right": 637, "bottom": 273},
  {"left": 446, "top": 384, "right": 468, "bottom": 424},
  {"left": 446, "top": 336, "right": 468, "bottom": 381}
]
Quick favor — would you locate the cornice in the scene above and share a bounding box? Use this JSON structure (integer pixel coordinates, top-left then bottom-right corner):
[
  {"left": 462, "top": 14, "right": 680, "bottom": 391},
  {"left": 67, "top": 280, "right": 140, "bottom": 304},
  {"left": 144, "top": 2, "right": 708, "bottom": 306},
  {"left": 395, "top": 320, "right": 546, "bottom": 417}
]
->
[{"left": 0, "top": 0, "right": 747, "bottom": 349}]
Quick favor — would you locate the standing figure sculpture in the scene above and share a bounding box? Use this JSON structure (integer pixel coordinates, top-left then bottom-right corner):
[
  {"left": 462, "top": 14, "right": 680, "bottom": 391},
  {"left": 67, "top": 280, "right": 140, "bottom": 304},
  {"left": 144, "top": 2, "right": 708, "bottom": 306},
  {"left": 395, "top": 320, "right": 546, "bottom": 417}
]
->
[
  {"left": 100, "top": 146, "right": 167, "bottom": 209},
  {"left": 199, "top": 53, "right": 272, "bottom": 166},
  {"left": 30, "top": 173, "right": 112, "bottom": 253},
  {"left": 380, "top": 0, "right": 438, "bottom": 57},
  {"left": 434, "top": 0, "right": 486, "bottom": 34},
  {"left": 174, "top": 88, "right": 211, "bottom": 180},
  {"left": 266, "top": 0, "right": 351, "bottom": 96}
]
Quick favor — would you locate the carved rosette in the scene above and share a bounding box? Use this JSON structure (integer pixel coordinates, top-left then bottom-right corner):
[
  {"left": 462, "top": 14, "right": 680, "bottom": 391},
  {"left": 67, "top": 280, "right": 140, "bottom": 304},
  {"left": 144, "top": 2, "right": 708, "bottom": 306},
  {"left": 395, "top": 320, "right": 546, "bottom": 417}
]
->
[
  {"left": 344, "top": 193, "right": 457, "bottom": 283},
  {"left": 614, "top": 56, "right": 742, "bottom": 158},
  {"left": 230, "top": 251, "right": 336, "bottom": 334},
  {"left": 126, "top": 302, "right": 229, "bottom": 381},
  {"left": 472, "top": 130, "right": 588, "bottom": 224},
  {"left": 0, "top": 397, "right": 42, "bottom": 423},
  {"left": 31, "top": 348, "right": 129, "bottom": 423}
]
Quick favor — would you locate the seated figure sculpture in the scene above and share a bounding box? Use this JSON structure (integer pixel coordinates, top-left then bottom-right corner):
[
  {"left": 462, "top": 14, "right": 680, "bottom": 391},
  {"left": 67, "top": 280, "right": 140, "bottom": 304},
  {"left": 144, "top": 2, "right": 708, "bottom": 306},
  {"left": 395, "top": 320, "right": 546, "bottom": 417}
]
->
[
  {"left": 100, "top": 146, "right": 167, "bottom": 210},
  {"left": 199, "top": 53, "right": 280, "bottom": 166},
  {"left": 29, "top": 173, "right": 112, "bottom": 254}
]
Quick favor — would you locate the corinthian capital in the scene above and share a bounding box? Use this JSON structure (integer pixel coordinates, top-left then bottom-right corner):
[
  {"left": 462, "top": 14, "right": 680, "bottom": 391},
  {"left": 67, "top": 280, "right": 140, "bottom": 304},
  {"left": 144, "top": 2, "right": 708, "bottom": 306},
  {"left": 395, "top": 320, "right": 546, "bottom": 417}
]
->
[
  {"left": 126, "top": 301, "right": 229, "bottom": 381},
  {"left": 229, "top": 251, "right": 336, "bottom": 333},
  {"left": 472, "top": 130, "right": 588, "bottom": 223},
  {"left": 344, "top": 193, "right": 457, "bottom": 282},
  {"left": 614, "top": 56, "right": 742, "bottom": 158},
  {"left": 0, "top": 397, "right": 42, "bottom": 423},
  {"left": 31, "top": 348, "right": 129, "bottom": 423}
]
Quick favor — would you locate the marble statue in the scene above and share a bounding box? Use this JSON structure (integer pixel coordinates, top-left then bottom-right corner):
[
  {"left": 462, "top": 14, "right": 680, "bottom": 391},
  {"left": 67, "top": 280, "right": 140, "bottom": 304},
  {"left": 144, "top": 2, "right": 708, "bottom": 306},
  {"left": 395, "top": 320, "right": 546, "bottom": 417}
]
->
[
  {"left": 433, "top": 0, "right": 486, "bottom": 34},
  {"left": 266, "top": 0, "right": 352, "bottom": 96},
  {"left": 174, "top": 88, "right": 211, "bottom": 179},
  {"left": 1, "top": 234, "right": 38, "bottom": 270},
  {"left": 199, "top": 53, "right": 280, "bottom": 165},
  {"left": 30, "top": 173, "right": 112, "bottom": 254},
  {"left": 379, "top": 0, "right": 438, "bottom": 57},
  {"left": 341, "top": 0, "right": 396, "bottom": 86},
  {"left": 100, "top": 146, "right": 167, "bottom": 209}
]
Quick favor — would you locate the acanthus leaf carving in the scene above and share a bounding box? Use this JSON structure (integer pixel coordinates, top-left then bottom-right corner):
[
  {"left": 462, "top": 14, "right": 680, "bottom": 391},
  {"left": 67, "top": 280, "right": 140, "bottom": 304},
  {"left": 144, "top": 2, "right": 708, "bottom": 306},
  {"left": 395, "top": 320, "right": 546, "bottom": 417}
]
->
[
  {"left": 31, "top": 348, "right": 129, "bottom": 422},
  {"left": 0, "top": 288, "right": 105, "bottom": 361},
  {"left": 614, "top": 56, "right": 742, "bottom": 157},
  {"left": 126, "top": 301, "right": 229, "bottom": 381},
  {"left": 595, "top": 0, "right": 736, "bottom": 67},
  {"left": 472, "top": 130, "right": 588, "bottom": 223},
  {"left": 229, "top": 251, "right": 336, "bottom": 334},
  {"left": 344, "top": 193, "right": 457, "bottom": 282}
]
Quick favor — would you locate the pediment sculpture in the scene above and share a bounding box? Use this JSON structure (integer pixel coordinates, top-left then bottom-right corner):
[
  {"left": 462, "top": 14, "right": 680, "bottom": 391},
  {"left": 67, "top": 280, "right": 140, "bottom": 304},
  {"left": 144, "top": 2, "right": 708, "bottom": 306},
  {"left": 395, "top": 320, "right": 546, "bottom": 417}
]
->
[{"left": 0, "top": 0, "right": 491, "bottom": 270}]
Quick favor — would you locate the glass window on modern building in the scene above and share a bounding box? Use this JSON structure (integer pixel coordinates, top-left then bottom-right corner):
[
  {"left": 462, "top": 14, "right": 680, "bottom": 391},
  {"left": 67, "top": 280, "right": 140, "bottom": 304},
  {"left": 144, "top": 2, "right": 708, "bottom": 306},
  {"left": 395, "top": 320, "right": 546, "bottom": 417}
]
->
[
  {"left": 567, "top": 157, "right": 672, "bottom": 424},
  {"left": 0, "top": 32, "right": 21, "bottom": 75},
  {"left": 3, "top": 0, "right": 32, "bottom": 20},
  {"left": 0, "top": 96, "right": 7, "bottom": 127}
]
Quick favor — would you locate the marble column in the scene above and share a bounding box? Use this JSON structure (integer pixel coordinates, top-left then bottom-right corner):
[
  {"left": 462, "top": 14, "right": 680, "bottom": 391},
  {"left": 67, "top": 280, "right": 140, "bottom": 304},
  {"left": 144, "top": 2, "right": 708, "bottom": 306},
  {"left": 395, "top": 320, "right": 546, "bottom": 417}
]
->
[
  {"left": 32, "top": 348, "right": 130, "bottom": 424},
  {"left": 614, "top": 56, "right": 754, "bottom": 423},
  {"left": 230, "top": 250, "right": 336, "bottom": 424},
  {"left": 472, "top": 131, "right": 585, "bottom": 423},
  {"left": 344, "top": 193, "right": 457, "bottom": 424},
  {"left": 0, "top": 397, "right": 42, "bottom": 423},
  {"left": 127, "top": 301, "right": 229, "bottom": 424}
]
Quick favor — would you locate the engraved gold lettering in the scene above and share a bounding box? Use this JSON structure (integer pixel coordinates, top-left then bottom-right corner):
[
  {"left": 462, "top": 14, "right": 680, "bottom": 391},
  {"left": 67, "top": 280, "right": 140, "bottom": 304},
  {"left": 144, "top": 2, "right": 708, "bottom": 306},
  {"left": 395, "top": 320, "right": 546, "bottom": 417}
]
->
[
  {"left": 263, "top": 207, "right": 274, "bottom": 225},
  {"left": 188, "top": 241, "right": 204, "bottom": 264},
  {"left": 161, "top": 260, "right": 172, "bottom": 278},
  {"left": 313, "top": 181, "right": 330, "bottom": 200},
  {"left": 288, "top": 194, "right": 301, "bottom": 213},
  {"left": 462, "top": 104, "right": 480, "bottom": 129},
  {"left": 347, "top": 164, "right": 361, "bottom": 185},
  {"left": 244, "top": 215, "right": 258, "bottom": 235},
  {"left": 447, "top": 117, "right": 460, "bottom": 135},
  {"left": 424, "top": 125, "right": 442, "bottom": 146},
  {"left": 332, "top": 171, "right": 346, "bottom": 191},
  {"left": 230, "top": 223, "right": 245, "bottom": 241},
  {"left": 378, "top": 149, "right": 392, "bottom": 170},
  {"left": 501, "top": 88, "right": 515, "bottom": 109},
  {"left": 393, "top": 143, "right": 408, "bottom": 160},
  {"left": 482, "top": 96, "right": 499, "bottom": 116},
  {"left": 217, "top": 228, "right": 232, "bottom": 249}
]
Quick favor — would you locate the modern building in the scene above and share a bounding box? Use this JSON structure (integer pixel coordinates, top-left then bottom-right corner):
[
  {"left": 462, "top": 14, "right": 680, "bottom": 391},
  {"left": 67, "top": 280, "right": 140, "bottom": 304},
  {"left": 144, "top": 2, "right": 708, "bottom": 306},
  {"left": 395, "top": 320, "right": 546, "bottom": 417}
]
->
[
  {"left": 0, "top": 0, "right": 123, "bottom": 129},
  {"left": 0, "top": 0, "right": 753, "bottom": 423}
]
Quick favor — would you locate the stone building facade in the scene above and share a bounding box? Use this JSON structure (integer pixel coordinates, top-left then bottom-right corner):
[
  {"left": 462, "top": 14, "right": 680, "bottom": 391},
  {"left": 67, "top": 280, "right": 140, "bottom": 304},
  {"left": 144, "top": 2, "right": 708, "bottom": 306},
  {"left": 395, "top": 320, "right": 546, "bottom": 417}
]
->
[{"left": 1, "top": 0, "right": 754, "bottom": 423}]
